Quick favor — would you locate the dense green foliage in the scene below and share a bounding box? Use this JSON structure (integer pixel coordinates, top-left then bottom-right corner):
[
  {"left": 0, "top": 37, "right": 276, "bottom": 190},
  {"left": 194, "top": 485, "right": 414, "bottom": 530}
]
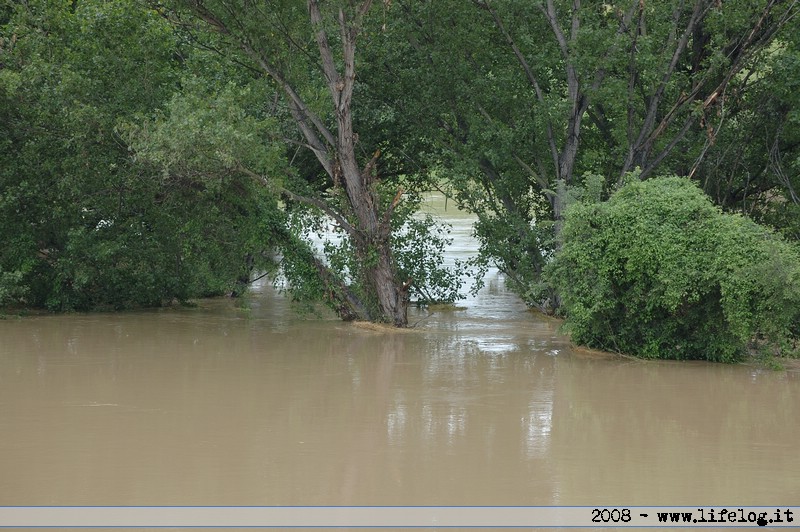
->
[
  {"left": 361, "top": 0, "right": 800, "bottom": 310},
  {"left": 1, "top": 0, "right": 799, "bottom": 346},
  {"left": 697, "top": 32, "right": 800, "bottom": 239},
  {"left": 0, "top": 0, "right": 278, "bottom": 310},
  {"left": 134, "top": 0, "right": 468, "bottom": 322},
  {"left": 548, "top": 177, "right": 800, "bottom": 362}
]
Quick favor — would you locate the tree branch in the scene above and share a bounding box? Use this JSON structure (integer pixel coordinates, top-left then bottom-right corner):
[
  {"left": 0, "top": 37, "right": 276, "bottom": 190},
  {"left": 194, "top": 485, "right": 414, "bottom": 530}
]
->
[
  {"left": 185, "top": 0, "right": 338, "bottom": 168},
  {"left": 380, "top": 187, "right": 405, "bottom": 236},
  {"left": 234, "top": 162, "right": 359, "bottom": 240},
  {"left": 479, "top": 0, "right": 559, "bottom": 179},
  {"left": 514, "top": 154, "right": 550, "bottom": 194},
  {"left": 622, "top": 0, "right": 712, "bottom": 175},
  {"left": 308, "top": 0, "right": 342, "bottom": 106}
]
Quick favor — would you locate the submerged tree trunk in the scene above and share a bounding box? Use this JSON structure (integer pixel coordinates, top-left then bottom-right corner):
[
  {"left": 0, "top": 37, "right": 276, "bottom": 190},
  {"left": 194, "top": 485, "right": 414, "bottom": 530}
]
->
[
  {"left": 182, "top": 0, "right": 410, "bottom": 326},
  {"left": 309, "top": 0, "right": 409, "bottom": 326}
]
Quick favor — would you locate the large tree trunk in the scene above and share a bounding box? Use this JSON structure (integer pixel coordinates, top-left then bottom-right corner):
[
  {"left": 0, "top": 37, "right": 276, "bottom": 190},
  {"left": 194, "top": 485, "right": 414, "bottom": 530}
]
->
[
  {"left": 366, "top": 241, "right": 409, "bottom": 327},
  {"left": 186, "top": 0, "right": 409, "bottom": 325},
  {"left": 310, "top": 0, "right": 409, "bottom": 326},
  {"left": 337, "top": 152, "right": 408, "bottom": 326}
]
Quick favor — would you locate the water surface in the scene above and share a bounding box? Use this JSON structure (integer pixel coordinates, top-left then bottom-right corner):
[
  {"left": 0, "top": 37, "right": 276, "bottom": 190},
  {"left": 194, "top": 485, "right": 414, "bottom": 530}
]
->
[{"left": 1, "top": 194, "right": 798, "bottom": 510}]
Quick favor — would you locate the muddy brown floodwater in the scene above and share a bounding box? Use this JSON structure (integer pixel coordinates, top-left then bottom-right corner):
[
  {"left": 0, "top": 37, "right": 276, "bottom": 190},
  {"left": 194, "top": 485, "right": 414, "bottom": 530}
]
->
[{"left": 1, "top": 194, "right": 798, "bottom": 514}]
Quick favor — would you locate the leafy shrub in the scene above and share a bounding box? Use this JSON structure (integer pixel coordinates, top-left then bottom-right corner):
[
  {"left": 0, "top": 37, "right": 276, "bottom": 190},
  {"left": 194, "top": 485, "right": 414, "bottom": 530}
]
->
[
  {"left": 282, "top": 205, "right": 469, "bottom": 315},
  {"left": 0, "top": 269, "right": 27, "bottom": 307},
  {"left": 394, "top": 213, "right": 468, "bottom": 306},
  {"left": 547, "top": 176, "right": 800, "bottom": 362},
  {"left": 0, "top": 0, "right": 281, "bottom": 311}
]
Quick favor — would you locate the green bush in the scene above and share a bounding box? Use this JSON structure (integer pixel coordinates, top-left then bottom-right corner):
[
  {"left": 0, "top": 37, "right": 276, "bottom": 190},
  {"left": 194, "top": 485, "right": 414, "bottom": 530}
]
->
[
  {"left": 547, "top": 176, "right": 800, "bottom": 362},
  {"left": 0, "top": 0, "right": 282, "bottom": 311}
]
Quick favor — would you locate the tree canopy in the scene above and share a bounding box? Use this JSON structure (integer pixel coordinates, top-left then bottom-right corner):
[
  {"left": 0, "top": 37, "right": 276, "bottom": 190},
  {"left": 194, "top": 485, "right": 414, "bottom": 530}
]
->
[
  {"left": 358, "top": 0, "right": 800, "bottom": 309},
  {"left": 1, "top": 0, "right": 799, "bottom": 356},
  {"left": 0, "top": 0, "right": 281, "bottom": 309}
]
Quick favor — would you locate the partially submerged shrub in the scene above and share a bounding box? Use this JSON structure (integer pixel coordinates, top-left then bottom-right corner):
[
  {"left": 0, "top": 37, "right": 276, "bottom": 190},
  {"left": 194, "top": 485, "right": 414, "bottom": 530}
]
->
[{"left": 547, "top": 176, "right": 800, "bottom": 362}]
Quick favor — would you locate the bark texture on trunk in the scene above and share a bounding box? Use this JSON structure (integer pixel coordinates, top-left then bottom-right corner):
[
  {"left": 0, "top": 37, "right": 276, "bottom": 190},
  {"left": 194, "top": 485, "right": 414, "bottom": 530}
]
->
[
  {"left": 309, "top": 0, "right": 408, "bottom": 326},
  {"left": 188, "top": 0, "right": 409, "bottom": 326}
]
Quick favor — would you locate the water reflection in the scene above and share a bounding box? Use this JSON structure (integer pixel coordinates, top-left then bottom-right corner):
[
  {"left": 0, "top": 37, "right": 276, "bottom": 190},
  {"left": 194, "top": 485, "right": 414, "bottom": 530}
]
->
[{"left": 0, "top": 194, "right": 798, "bottom": 509}]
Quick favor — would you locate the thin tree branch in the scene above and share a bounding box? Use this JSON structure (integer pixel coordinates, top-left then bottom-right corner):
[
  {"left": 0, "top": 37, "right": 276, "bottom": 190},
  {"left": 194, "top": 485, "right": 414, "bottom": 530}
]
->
[
  {"left": 478, "top": 0, "right": 559, "bottom": 179},
  {"left": 542, "top": 0, "right": 569, "bottom": 60},
  {"left": 234, "top": 162, "right": 359, "bottom": 240},
  {"left": 514, "top": 154, "right": 550, "bottom": 193},
  {"left": 638, "top": 115, "right": 695, "bottom": 180},
  {"left": 185, "top": 0, "right": 337, "bottom": 164},
  {"left": 622, "top": 0, "right": 710, "bottom": 176}
]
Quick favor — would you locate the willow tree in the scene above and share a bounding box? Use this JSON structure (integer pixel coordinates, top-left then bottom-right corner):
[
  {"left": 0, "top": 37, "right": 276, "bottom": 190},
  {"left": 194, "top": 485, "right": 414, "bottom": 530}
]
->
[{"left": 164, "top": 0, "right": 412, "bottom": 325}]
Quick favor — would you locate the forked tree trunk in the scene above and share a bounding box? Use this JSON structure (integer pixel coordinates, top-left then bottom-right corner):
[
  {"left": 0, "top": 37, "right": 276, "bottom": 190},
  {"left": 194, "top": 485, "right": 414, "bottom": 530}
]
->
[
  {"left": 186, "top": 0, "right": 410, "bottom": 326},
  {"left": 366, "top": 240, "right": 408, "bottom": 327},
  {"left": 336, "top": 156, "right": 409, "bottom": 326},
  {"left": 310, "top": 0, "right": 409, "bottom": 326}
]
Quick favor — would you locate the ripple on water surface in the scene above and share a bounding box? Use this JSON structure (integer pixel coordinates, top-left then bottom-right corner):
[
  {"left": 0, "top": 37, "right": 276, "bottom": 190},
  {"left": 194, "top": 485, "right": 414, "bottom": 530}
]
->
[{"left": 0, "top": 194, "right": 798, "bottom": 507}]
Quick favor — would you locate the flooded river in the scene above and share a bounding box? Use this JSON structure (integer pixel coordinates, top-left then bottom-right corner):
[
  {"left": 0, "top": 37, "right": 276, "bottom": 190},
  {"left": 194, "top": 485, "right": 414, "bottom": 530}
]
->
[{"left": 1, "top": 194, "right": 799, "bottom": 510}]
